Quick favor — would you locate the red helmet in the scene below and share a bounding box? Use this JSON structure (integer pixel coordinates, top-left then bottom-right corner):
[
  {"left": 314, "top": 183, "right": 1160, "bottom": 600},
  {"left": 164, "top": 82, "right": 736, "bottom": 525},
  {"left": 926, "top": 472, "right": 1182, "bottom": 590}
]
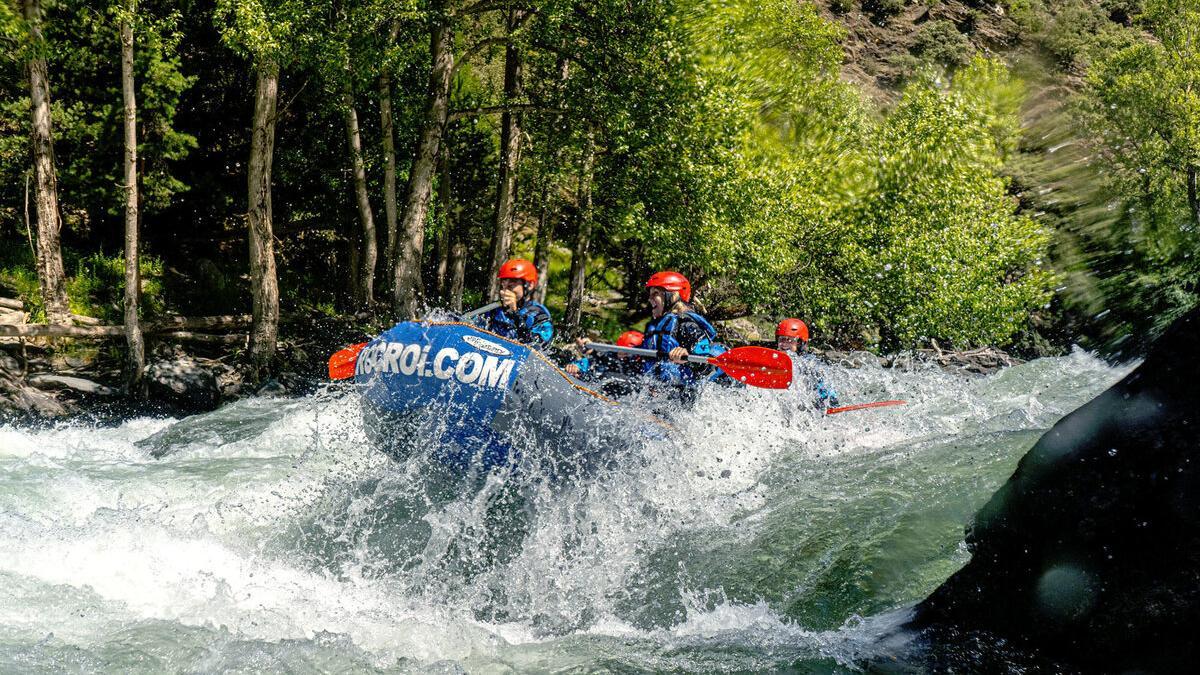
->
[
  {"left": 645, "top": 270, "right": 691, "bottom": 302},
  {"left": 776, "top": 318, "right": 810, "bottom": 342},
  {"left": 498, "top": 258, "right": 537, "bottom": 286},
  {"left": 616, "top": 330, "right": 644, "bottom": 348}
]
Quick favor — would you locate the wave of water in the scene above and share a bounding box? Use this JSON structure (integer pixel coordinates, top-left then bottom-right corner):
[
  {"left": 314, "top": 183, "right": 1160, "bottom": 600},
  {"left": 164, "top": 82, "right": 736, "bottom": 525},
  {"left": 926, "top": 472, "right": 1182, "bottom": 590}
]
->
[{"left": 0, "top": 350, "right": 1127, "bottom": 672}]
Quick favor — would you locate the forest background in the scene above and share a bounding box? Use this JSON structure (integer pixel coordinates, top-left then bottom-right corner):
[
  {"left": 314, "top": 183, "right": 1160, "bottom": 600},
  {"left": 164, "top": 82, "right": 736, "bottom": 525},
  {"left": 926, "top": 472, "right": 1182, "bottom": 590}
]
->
[{"left": 1, "top": 0, "right": 1197, "bottom": 386}]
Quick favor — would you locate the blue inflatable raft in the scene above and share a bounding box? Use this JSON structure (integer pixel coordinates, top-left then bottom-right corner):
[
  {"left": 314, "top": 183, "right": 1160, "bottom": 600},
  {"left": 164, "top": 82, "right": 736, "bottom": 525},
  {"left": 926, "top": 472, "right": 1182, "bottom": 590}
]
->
[{"left": 354, "top": 320, "right": 667, "bottom": 474}]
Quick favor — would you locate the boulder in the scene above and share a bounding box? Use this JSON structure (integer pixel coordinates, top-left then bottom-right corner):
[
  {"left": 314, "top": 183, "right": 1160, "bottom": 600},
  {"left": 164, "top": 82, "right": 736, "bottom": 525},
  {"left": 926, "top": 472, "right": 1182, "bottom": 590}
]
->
[
  {"left": 908, "top": 307, "right": 1200, "bottom": 671},
  {"left": 146, "top": 357, "right": 220, "bottom": 412},
  {"left": 1, "top": 370, "right": 67, "bottom": 418},
  {"left": 28, "top": 374, "right": 117, "bottom": 397}
]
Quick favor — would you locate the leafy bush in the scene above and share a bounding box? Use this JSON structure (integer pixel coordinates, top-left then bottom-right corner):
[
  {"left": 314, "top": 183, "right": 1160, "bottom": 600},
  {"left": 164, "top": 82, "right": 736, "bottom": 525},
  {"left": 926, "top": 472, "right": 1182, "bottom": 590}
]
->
[
  {"left": 912, "top": 20, "right": 976, "bottom": 69},
  {"left": 1, "top": 249, "right": 167, "bottom": 324},
  {"left": 67, "top": 252, "right": 168, "bottom": 323},
  {"left": 863, "top": 0, "right": 908, "bottom": 25},
  {"left": 826, "top": 58, "right": 1055, "bottom": 349}
]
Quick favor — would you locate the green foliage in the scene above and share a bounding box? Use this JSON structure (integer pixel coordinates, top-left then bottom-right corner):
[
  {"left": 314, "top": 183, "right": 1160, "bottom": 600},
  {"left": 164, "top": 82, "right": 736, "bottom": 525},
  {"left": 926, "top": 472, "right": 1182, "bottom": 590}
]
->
[
  {"left": 862, "top": 0, "right": 908, "bottom": 25},
  {"left": 832, "top": 60, "right": 1054, "bottom": 349},
  {"left": 67, "top": 251, "right": 167, "bottom": 321},
  {"left": 1072, "top": 0, "right": 1200, "bottom": 350},
  {"left": 0, "top": 249, "right": 165, "bottom": 322},
  {"left": 912, "top": 20, "right": 975, "bottom": 70}
]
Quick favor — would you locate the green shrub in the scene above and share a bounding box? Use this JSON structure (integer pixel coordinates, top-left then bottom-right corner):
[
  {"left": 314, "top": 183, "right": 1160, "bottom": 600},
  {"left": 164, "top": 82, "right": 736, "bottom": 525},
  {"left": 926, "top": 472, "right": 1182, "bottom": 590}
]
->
[
  {"left": 863, "top": 0, "right": 908, "bottom": 25},
  {"left": 67, "top": 252, "right": 167, "bottom": 323},
  {"left": 912, "top": 20, "right": 976, "bottom": 69}
]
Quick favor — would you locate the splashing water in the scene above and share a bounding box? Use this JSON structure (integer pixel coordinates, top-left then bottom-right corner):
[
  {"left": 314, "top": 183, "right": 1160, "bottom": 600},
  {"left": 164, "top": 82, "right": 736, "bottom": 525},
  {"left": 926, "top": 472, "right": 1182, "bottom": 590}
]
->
[{"left": 0, "top": 350, "right": 1127, "bottom": 672}]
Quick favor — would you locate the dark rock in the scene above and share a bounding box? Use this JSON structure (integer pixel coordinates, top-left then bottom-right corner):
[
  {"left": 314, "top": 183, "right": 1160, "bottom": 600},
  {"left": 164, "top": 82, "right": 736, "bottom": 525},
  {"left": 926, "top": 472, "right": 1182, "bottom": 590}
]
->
[
  {"left": 146, "top": 357, "right": 220, "bottom": 412},
  {"left": 255, "top": 372, "right": 313, "bottom": 398},
  {"left": 908, "top": 307, "right": 1200, "bottom": 672},
  {"left": 28, "top": 374, "right": 117, "bottom": 396},
  {"left": 1, "top": 370, "right": 67, "bottom": 417}
]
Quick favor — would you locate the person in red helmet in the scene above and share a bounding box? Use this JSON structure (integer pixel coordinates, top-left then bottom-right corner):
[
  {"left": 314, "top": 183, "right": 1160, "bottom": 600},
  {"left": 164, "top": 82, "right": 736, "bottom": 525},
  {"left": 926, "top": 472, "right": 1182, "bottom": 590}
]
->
[
  {"left": 775, "top": 317, "right": 839, "bottom": 408},
  {"left": 476, "top": 258, "right": 554, "bottom": 350},
  {"left": 775, "top": 318, "right": 810, "bottom": 353},
  {"left": 565, "top": 331, "right": 646, "bottom": 399},
  {"left": 641, "top": 271, "right": 726, "bottom": 388}
]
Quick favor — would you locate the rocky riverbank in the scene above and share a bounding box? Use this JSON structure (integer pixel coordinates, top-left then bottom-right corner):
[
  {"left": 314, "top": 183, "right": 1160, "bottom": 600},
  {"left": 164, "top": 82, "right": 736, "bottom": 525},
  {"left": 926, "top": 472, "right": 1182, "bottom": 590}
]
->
[{"left": 1, "top": 297, "right": 370, "bottom": 422}]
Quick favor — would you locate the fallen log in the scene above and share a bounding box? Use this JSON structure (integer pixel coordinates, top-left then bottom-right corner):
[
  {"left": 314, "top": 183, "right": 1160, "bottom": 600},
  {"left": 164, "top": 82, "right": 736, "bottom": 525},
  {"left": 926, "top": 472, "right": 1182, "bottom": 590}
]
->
[
  {"left": 0, "top": 324, "right": 124, "bottom": 338},
  {"left": 0, "top": 297, "right": 23, "bottom": 311},
  {"left": 0, "top": 311, "right": 371, "bottom": 339},
  {"left": 154, "top": 331, "right": 247, "bottom": 346}
]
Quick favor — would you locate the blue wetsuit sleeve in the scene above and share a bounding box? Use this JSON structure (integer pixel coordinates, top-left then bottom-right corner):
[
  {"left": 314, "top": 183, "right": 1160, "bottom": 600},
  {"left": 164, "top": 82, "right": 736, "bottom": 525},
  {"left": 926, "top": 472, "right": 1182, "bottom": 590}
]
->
[
  {"left": 529, "top": 318, "right": 553, "bottom": 351},
  {"left": 815, "top": 379, "right": 839, "bottom": 408},
  {"left": 521, "top": 305, "right": 554, "bottom": 351},
  {"left": 572, "top": 356, "right": 591, "bottom": 373}
]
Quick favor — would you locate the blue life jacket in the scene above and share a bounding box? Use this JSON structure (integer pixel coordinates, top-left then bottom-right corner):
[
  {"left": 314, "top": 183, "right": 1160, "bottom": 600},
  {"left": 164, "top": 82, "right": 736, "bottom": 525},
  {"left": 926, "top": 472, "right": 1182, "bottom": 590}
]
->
[
  {"left": 477, "top": 301, "right": 554, "bottom": 351},
  {"left": 788, "top": 352, "right": 840, "bottom": 408},
  {"left": 641, "top": 309, "right": 723, "bottom": 385}
]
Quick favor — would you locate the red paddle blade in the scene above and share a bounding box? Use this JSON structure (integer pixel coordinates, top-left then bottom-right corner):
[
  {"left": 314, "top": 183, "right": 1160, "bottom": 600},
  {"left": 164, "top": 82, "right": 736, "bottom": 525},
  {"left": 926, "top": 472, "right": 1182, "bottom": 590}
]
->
[
  {"left": 825, "top": 400, "right": 907, "bottom": 415},
  {"left": 707, "top": 346, "right": 793, "bottom": 389},
  {"left": 328, "top": 342, "right": 368, "bottom": 380}
]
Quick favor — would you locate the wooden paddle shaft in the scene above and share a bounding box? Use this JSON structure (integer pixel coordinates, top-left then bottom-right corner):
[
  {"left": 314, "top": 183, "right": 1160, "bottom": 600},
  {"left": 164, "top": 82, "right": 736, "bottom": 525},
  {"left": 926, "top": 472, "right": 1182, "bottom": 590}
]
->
[
  {"left": 585, "top": 342, "right": 712, "bottom": 365},
  {"left": 461, "top": 301, "right": 502, "bottom": 320}
]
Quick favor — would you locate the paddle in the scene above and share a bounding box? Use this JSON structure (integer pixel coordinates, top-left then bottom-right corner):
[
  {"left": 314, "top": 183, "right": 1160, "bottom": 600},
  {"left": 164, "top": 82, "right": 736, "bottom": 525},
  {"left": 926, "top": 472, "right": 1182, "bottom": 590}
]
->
[
  {"left": 585, "top": 342, "right": 793, "bottom": 390},
  {"left": 461, "top": 301, "right": 501, "bottom": 320},
  {"left": 825, "top": 399, "right": 907, "bottom": 415},
  {"left": 327, "top": 302, "right": 504, "bottom": 380},
  {"left": 328, "top": 342, "right": 368, "bottom": 380}
]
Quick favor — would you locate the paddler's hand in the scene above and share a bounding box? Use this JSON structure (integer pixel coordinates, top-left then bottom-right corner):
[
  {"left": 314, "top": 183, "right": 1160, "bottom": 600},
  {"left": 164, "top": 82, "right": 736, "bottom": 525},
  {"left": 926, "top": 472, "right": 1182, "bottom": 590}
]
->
[
  {"left": 565, "top": 364, "right": 582, "bottom": 375},
  {"left": 500, "top": 288, "right": 518, "bottom": 312},
  {"left": 668, "top": 347, "right": 689, "bottom": 364}
]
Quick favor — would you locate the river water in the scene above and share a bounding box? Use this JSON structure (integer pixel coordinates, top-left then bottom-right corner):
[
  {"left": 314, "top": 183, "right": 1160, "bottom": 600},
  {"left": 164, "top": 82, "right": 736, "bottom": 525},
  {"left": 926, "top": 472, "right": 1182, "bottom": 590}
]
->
[{"left": 0, "top": 350, "right": 1126, "bottom": 672}]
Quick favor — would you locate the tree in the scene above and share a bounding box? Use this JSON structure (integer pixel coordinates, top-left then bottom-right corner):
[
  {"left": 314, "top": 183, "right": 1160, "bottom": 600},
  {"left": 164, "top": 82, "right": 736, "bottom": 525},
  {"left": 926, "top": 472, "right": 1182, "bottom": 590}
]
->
[
  {"left": 483, "top": 6, "right": 528, "bottom": 299},
  {"left": 342, "top": 48, "right": 378, "bottom": 308},
  {"left": 215, "top": 0, "right": 317, "bottom": 376},
  {"left": 117, "top": 0, "right": 144, "bottom": 392},
  {"left": 1079, "top": 0, "right": 1200, "bottom": 342},
  {"left": 562, "top": 127, "right": 593, "bottom": 333},
  {"left": 392, "top": 0, "right": 453, "bottom": 317},
  {"left": 837, "top": 59, "right": 1054, "bottom": 349},
  {"left": 17, "top": 0, "right": 71, "bottom": 325}
]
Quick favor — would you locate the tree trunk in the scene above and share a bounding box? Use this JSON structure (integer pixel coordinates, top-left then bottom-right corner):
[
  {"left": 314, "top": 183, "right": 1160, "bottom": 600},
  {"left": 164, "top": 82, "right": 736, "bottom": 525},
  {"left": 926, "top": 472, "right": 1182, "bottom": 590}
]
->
[
  {"left": 623, "top": 239, "right": 647, "bottom": 316},
  {"left": 447, "top": 147, "right": 466, "bottom": 312},
  {"left": 343, "top": 59, "right": 377, "bottom": 308},
  {"left": 564, "top": 129, "right": 595, "bottom": 334},
  {"left": 247, "top": 61, "right": 280, "bottom": 377},
  {"left": 23, "top": 0, "right": 71, "bottom": 326},
  {"left": 380, "top": 18, "right": 400, "bottom": 284},
  {"left": 531, "top": 188, "right": 556, "bottom": 305},
  {"left": 435, "top": 146, "right": 452, "bottom": 299},
  {"left": 1188, "top": 165, "right": 1200, "bottom": 232},
  {"left": 484, "top": 8, "right": 527, "bottom": 300},
  {"left": 448, "top": 228, "right": 466, "bottom": 312},
  {"left": 393, "top": 8, "right": 453, "bottom": 318},
  {"left": 120, "top": 4, "right": 145, "bottom": 395},
  {"left": 531, "top": 55, "right": 569, "bottom": 306}
]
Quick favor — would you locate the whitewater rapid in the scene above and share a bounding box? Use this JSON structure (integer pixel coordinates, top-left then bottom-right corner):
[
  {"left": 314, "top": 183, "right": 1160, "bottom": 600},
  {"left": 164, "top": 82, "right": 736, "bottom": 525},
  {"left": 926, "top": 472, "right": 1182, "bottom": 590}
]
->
[{"left": 0, "top": 350, "right": 1126, "bottom": 672}]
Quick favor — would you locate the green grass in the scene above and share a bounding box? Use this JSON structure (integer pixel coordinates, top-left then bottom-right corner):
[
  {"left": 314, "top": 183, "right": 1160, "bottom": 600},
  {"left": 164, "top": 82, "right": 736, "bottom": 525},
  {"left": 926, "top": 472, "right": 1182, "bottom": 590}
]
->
[{"left": 0, "top": 247, "right": 167, "bottom": 323}]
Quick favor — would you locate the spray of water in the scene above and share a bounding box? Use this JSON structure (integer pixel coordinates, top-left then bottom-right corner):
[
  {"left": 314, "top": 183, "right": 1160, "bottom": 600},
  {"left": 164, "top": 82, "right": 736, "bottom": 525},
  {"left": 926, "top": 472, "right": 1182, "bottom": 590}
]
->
[{"left": 0, "top": 350, "right": 1126, "bottom": 671}]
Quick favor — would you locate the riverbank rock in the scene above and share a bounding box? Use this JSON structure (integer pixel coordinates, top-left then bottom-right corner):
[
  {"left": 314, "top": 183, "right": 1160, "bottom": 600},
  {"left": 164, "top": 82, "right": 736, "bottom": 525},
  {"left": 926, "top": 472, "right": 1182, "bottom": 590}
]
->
[
  {"left": 146, "top": 356, "right": 220, "bottom": 412},
  {"left": 0, "top": 370, "right": 67, "bottom": 418},
  {"left": 28, "top": 374, "right": 118, "bottom": 397},
  {"left": 907, "top": 307, "right": 1200, "bottom": 671}
]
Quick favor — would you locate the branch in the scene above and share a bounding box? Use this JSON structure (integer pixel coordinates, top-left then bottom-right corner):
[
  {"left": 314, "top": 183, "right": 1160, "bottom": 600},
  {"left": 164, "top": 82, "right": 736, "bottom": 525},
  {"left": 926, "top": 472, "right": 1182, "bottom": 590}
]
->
[
  {"left": 455, "top": 36, "right": 510, "bottom": 72},
  {"left": 455, "top": 1, "right": 532, "bottom": 17},
  {"left": 449, "top": 104, "right": 564, "bottom": 121}
]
